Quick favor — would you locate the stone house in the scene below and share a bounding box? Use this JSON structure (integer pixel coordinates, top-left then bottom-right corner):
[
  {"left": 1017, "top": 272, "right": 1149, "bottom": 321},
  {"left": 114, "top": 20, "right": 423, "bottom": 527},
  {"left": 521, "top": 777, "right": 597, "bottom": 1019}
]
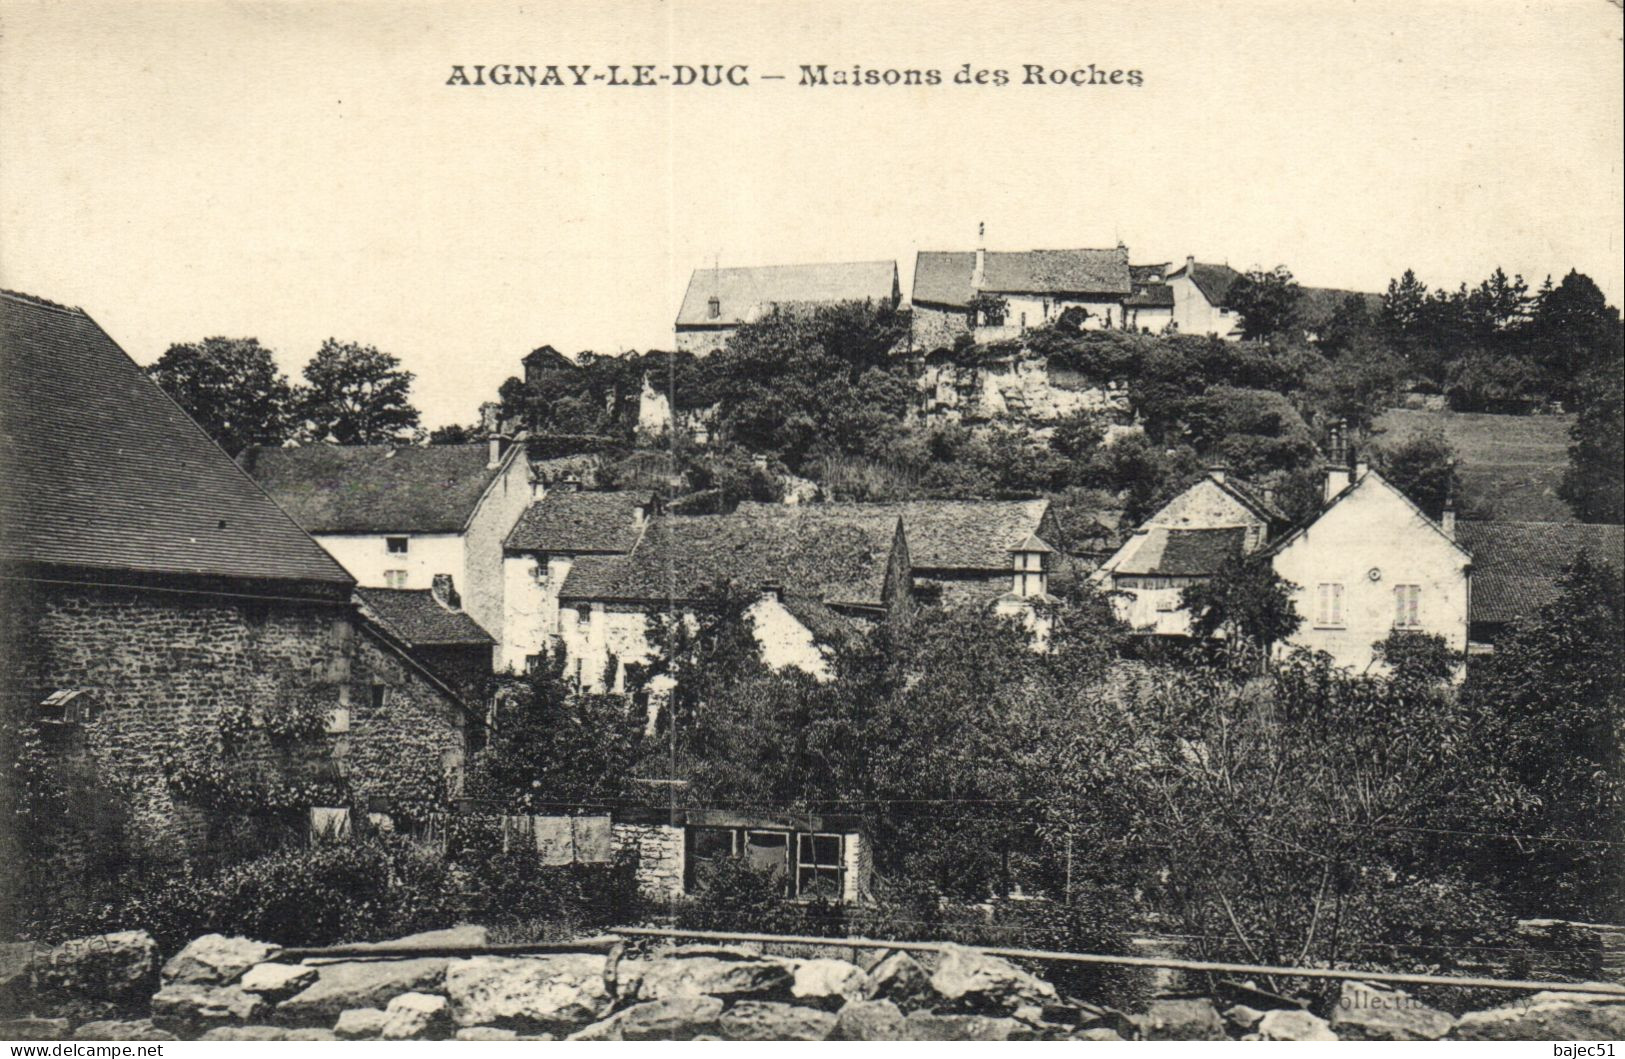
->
[
  {"left": 1123, "top": 263, "right": 1176, "bottom": 334},
  {"left": 554, "top": 506, "right": 911, "bottom": 691},
  {"left": 910, "top": 246, "right": 1134, "bottom": 350},
  {"left": 674, "top": 260, "right": 901, "bottom": 355},
  {"left": 1455, "top": 520, "right": 1625, "bottom": 652},
  {"left": 741, "top": 498, "right": 1064, "bottom": 610},
  {"left": 1266, "top": 458, "right": 1472, "bottom": 674},
  {"left": 0, "top": 290, "right": 481, "bottom": 888},
  {"left": 240, "top": 433, "right": 534, "bottom": 659},
  {"left": 499, "top": 488, "right": 654, "bottom": 674},
  {"left": 1092, "top": 468, "right": 1290, "bottom": 634}
]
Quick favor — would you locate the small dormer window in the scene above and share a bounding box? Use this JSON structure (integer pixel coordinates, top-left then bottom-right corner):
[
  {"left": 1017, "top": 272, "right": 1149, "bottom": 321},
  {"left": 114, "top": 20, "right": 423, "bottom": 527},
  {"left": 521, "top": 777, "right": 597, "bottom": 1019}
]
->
[
  {"left": 1012, "top": 547, "right": 1048, "bottom": 598},
  {"left": 707, "top": 295, "right": 721, "bottom": 319}
]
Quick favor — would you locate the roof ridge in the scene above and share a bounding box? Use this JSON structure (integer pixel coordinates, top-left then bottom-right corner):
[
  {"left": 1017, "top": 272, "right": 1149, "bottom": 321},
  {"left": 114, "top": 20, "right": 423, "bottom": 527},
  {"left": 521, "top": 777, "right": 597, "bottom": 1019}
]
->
[{"left": 1, "top": 289, "right": 86, "bottom": 316}]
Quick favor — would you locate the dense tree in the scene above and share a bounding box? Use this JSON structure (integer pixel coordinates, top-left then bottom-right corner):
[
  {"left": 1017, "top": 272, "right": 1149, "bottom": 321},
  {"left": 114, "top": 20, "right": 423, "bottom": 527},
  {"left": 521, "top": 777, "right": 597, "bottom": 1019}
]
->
[
  {"left": 427, "top": 423, "right": 478, "bottom": 444},
  {"left": 146, "top": 337, "right": 294, "bottom": 455},
  {"left": 298, "top": 339, "right": 421, "bottom": 444},
  {"left": 1560, "top": 356, "right": 1625, "bottom": 523},
  {"left": 1179, "top": 554, "right": 1303, "bottom": 659},
  {"left": 1464, "top": 554, "right": 1625, "bottom": 919},
  {"left": 1530, "top": 270, "right": 1624, "bottom": 404},
  {"left": 1226, "top": 266, "right": 1303, "bottom": 339},
  {"left": 1372, "top": 429, "right": 1460, "bottom": 519}
]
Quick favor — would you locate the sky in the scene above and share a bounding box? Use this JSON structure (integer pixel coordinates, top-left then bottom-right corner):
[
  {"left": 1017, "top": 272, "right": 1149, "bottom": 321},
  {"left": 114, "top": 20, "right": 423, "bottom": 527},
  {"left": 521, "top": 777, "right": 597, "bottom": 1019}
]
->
[{"left": 2, "top": 0, "right": 1621, "bottom": 429}]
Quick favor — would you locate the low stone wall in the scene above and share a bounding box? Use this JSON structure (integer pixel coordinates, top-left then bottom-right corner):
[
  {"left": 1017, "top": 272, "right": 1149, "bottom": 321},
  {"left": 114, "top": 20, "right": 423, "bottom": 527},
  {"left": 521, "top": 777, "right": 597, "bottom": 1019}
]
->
[{"left": 7, "top": 927, "right": 1625, "bottom": 1041}]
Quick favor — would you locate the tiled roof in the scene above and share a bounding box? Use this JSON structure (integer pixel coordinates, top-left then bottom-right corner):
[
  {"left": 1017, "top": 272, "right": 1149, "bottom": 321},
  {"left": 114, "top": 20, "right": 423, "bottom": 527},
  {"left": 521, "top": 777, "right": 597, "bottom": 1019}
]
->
[
  {"left": 1175, "top": 262, "right": 1242, "bottom": 307},
  {"left": 912, "top": 249, "right": 1132, "bottom": 307},
  {"left": 675, "top": 261, "right": 899, "bottom": 328},
  {"left": 558, "top": 508, "right": 902, "bottom": 608},
  {"left": 1125, "top": 283, "right": 1174, "bottom": 308},
  {"left": 505, "top": 490, "right": 648, "bottom": 554},
  {"left": 1130, "top": 263, "right": 1169, "bottom": 284},
  {"left": 738, "top": 498, "right": 1053, "bottom": 572},
  {"left": 355, "top": 587, "right": 494, "bottom": 645},
  {"left": 1457, "top": 520, "right": 1625, "bottom": 626},
  {"left": 240, "top": 442, "right": 514, "bottom": 534},
  {"left": 1113, "top": 526, "right": 1248, "bottom": 576},
  {"left": 0, "top": 290, "right": 353, "bottom": 590},
  {"left": 1215, "top": 476, "right": 1290, "bottom": 524}
]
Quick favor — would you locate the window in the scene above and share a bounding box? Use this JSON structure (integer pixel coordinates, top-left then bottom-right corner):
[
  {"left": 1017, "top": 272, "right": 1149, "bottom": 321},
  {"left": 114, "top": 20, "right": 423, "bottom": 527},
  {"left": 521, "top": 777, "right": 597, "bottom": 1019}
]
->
[
  {"left": 384, "top": 570, "right": 408, "bottom": 589},
  {"left": 576, "top": 605, "right": 592, "bottom": 623},
  {"left": 531, "top": 556, "right": 550, "bottom": 583},
  {"left": 1394, "top": 584, "right": 1422, "bottom": 628},
  {"left": 387, "top": 536, "right": 409, "bottom": 554},
  {"left": 797, "top": 833, "right": 845, "bottom": 900},
  {"left": 1314, "top": 583, "right": 1345, "bottom": 627},
  {"left": 325, "top": 707, "right": 350, "bottom": 734},
  {"left": 370, "top": 683, "right": 387, "bottom": 711},
  {"left": 1155, "top": 592, "right": 1179, "bottom": 613},
  {"left": 744, "top": 831, "right": 790, "bottom": 882},
  {"left": 707, "top": 295, "right": 721, "bottom": 319}
]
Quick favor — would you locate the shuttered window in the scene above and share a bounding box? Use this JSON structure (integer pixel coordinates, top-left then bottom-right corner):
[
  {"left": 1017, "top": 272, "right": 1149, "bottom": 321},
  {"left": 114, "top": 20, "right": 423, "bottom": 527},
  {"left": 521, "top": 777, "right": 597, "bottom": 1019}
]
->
[
  {"left": 1314, "top": 583, "right": 1345, "bottom": 627},
  {"left": 1394, "top": 584, "right": 1422, "bottom": 628}
]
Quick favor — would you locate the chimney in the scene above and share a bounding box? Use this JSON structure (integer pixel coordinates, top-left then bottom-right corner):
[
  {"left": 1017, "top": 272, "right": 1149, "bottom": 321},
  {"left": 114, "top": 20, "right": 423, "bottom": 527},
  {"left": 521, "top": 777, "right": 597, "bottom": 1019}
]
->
[
  {"left": 430, "top": 574, "right": 461, "bottom": 611},
  {"left": 973, "top": 222, "right": 987, "bottom": 289},
  {"left": 1324, "top": 420, "right": 1350, "bottom": 502},
  {"left": 556, "top": 475, "right": 581, "bottom": 493},
  {"left": 1354, "top": 456, "right": 1369, "bottom": 481},
  {"left": 487, "top": 435, "right": 505, "bottom": 468},
  {"left": 1441, "top": 500, "right": 1457, "bottom": 540},
  {"left": 1207, "top": 464, "right": 1227, "bottom": 484},
  {"left": 1185, "top": 254, "right": 1196, "bottom": 274},
  {"left": 1262, "top": 487, "right": 1276, "bottom": 507},
  {"left": 632, "top": 501, "right": 648, "bottom": 529}
]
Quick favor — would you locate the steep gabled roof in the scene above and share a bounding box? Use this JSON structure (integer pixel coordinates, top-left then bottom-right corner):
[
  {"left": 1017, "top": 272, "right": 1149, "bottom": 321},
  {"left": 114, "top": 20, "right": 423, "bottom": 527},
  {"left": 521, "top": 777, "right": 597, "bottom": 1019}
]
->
[
  {"left": 1113, "top": 526, "right": 1248, "bottom": 576},
  {"left": 737, "top": 498, "right": 1054, "bottom": 572},
  {"left": 912, "top": 248, "right": 1132, "bottom": 307},
  {"left": 1213, "top": 476, "right": 1290, "bottom": 525},
  {"left": 0, "top": 290, "right": 353, "bottom": 592},
  {"left": 505, "top": 490, "right": 649, "bottom": 554},
  {"left": 1171, "top": 261, "right": 1243, "bottom": 307},
  {"left": 1264, "top": 468, "right": 1471, "bottom": 561},
  {"left": 675, "top": 261, "right": 899, "bottom": 328},
  {"left": 558, "top": 509, "right": 903, "bottom": 609},
  {"left": 240, "top": 442, "right": 518, "bottom": 534},
  {"left": 355, "top": 587, "right": 495, "bottom": 645},
  {"left": 1457, "top": 520, "right": 1625, "bottom": 626}
]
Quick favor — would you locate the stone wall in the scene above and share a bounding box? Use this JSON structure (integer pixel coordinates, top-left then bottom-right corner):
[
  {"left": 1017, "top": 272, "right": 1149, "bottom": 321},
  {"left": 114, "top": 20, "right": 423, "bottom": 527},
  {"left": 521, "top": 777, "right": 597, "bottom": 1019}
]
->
[
  {"left": 611, "top": 821, "right": 685, "bottom": 901},
  {"left": 0, "top": 578, "right": 470, "bottom": 915}
]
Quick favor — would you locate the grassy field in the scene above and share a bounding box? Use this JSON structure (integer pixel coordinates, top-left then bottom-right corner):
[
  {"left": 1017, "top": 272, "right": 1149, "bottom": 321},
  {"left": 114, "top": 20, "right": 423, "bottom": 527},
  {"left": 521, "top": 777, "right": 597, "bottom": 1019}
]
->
[{"left": 1370, "top": 408, "right": 1576, "bottom": 522}]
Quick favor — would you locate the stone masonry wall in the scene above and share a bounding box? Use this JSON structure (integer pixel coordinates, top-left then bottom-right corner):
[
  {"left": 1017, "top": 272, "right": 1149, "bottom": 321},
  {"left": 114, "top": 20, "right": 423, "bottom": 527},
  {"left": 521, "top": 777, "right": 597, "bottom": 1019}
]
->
[
  {"left": 611, "top": 821, "right": 685, "bottom": 902},
  {"left": 1, "top": 579, "right": 469, "bottom": 879}
]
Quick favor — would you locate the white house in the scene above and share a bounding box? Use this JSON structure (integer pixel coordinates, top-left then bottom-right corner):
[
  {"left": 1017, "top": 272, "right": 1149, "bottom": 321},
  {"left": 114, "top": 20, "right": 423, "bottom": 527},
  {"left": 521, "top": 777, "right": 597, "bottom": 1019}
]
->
[
  {"left": 674, "top": 260, "right": 901, "bottom": 355},
  {"left": 1267, "top": 459, "right": 1472, "bottom": 673},
  {"left": 500, "top": 487, "right": 651, "bottom": 673},
  {"left": 240, "top": 436, "right": 533, "bottom": 653},
  {"left": 1165, "top": 257, "right": 1245, "bottom": 339}
]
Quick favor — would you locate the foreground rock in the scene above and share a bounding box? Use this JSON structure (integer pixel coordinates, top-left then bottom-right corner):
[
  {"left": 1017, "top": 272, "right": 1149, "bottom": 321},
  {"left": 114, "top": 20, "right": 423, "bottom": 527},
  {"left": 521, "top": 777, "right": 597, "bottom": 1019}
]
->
[
  {"left": 720, "top": 1000, "right": 838, "bottom": 1040},
  {"left": 73, "top": 1018, "right": 177, "bottom": 1041},
  {"left": 1330, "top": 980, "right": 1453, "bottom": 1041},
  {"left": 199, "top": 1025, "right": 337, "bottom": 1041},
  {"left": 382, "top": 991, "right": 452, "bottom": 1040},
  {"left": 864, "top": 951, "right": 937, "bottom": 1012},
  {"left": 1137, "top": 997, "right": 1228, "bottom": 1040},
  {"left": 624, "top": 949, "right": 794, "bottom": 1002},
  {"left": 149, "top": 982, "right": 268, "bottom": 1031},
  {"left": 161, "top": 935, "right": 279, "bottom": 987},
  {"left": 333, "top": 1007, "right": 389, "bottom": 1040},
  {"left": 569, "top": 996, "right": 725, "bottom": 1041},
  {"left": 237, "top": 962, "right": 317, "bottom": 1001},
  {"left": 274, "top": 957, "right": 447, "bottom": 1025},
  {"left": 443, "top": 954, "right": 610, "bottom": 1031},
  {"left": 1451, "top": 989, "right": 1625, "bottom": 1041},
  {"left": 34, "top": 931, "right": 161, "bottom": 1015},
  {"left": 928, "top": 944, "right": 1057, "bottom": 1013},
  {"left": 1258, "top": 1008, "right": 1338, "bottom": 1041},
  {"left": 833, "top": 998, "right": 907, "bottom": 1041},
  {"left": 787, "top": 958, "right": 866, "bottom": 1009},
  {"left": 0, "top": 1017, "right": 71, "bottom": 1040}
]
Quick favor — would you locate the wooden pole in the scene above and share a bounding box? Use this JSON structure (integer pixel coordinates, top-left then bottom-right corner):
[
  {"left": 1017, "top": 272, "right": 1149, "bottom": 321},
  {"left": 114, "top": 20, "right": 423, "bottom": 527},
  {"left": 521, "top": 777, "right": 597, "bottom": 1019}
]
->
[{"left": 611, "top": 926, "right": 1625, "bottom": 998}]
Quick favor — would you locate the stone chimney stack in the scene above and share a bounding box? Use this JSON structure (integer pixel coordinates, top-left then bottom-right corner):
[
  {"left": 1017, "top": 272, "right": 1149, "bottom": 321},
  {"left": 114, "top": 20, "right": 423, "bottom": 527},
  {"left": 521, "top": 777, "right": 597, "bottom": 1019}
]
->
[
  {"left": 1324, "top": 420, "right": 1350, "bottom": 502},
  {"left": 1208, "top": 464, "right": 1227, "bottom": 484},
  {"left": 973, "top": 222, "right": 987, "bottom": 289},
  {"left": 1185, "top": 254, "right": 1196, "bottom": 273},
  {"left": 431, "top": 573, "right": 461, "bottom": 610},
  {"left": 1441, "top": 499, "right": 1457, "bottom": 540}
]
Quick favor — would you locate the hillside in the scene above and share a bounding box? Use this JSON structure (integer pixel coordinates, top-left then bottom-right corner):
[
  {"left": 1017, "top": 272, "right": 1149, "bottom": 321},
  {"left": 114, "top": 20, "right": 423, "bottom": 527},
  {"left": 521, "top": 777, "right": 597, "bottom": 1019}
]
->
[{"left": 1371, "top": 408, "right": 1575, "bottom": 521}]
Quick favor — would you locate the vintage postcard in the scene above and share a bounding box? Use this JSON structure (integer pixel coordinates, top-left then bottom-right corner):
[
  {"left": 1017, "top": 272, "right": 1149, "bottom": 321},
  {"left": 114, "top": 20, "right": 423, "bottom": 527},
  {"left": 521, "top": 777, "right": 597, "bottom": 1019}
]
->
[{"left": 1, "top": 0, "right": 1622, "bottom": 1046}]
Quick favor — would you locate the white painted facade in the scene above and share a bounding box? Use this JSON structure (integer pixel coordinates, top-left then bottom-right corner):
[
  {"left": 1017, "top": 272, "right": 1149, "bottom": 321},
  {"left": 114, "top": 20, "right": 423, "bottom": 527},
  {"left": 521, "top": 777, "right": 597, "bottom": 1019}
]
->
[
  {"left": 1270, "top": 469, "right": 1471, "bottom": 674},
  {"left": 499, "top": 553, "right": 576, "bottom": 673},
  {"left": 984, "top": 293, "right": 1126, "bottom": 334},
  {"left": 314, "top": 532, "right": 465, "bottom": 592},
  {"left": 1168, "top": 273, "right": 1243, "bottom": 338}
]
